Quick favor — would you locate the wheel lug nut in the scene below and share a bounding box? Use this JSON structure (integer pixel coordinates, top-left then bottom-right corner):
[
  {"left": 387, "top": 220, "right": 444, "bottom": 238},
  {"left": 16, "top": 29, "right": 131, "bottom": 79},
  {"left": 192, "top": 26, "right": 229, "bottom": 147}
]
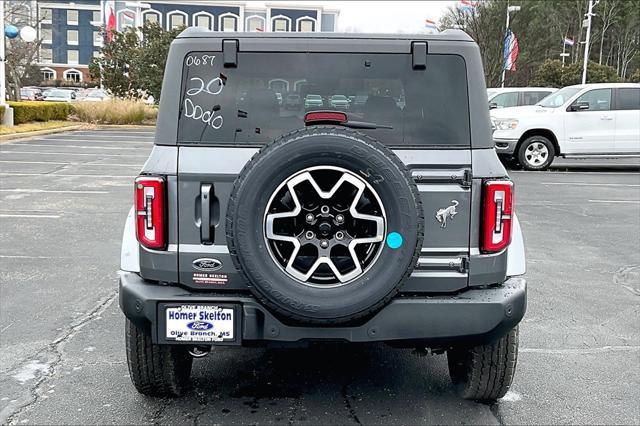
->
[
  {"left": 305, "top": 231, "right": 315, "bottom": 240},
  {"left": 335, "top": 214, "right": 344, "bottom": 224},
  {"left": 320, "top": 205, "right": 330, "bottom": 214},
  {"left": 305, "top": 213, "right": 315, "bottom": 223},
  {"left": 335, "top": 231, "right": 344, "bottom": 240},
  {"left": 320, "top": 239, "right": 329, "bottom": 249}
]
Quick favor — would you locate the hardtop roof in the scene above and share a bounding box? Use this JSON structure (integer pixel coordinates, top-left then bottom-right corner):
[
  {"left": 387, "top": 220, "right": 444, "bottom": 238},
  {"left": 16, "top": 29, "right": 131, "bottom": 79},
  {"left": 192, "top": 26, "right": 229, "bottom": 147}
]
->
[{"left": 177, "top": 27, "right": 474, "bottom": 42}]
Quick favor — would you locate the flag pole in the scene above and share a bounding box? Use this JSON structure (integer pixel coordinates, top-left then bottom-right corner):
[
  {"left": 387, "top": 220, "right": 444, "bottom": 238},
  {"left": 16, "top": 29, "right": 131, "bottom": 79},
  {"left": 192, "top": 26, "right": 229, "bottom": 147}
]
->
[
  {"left": 581, "top": 0, "right": 595, "bottom": 84},
  {"left": 500, "top": 4, "right": 510, "bottom": 88},
  {"left": 562, "top": 42, "right": 566, "bottom": 67}
]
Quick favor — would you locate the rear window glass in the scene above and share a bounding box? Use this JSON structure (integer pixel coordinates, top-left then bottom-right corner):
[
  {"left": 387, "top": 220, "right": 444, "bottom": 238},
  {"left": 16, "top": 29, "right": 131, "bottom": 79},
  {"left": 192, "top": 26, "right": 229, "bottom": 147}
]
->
[{"left": 177, "top": 52, "right": 469, "bottom": 146}]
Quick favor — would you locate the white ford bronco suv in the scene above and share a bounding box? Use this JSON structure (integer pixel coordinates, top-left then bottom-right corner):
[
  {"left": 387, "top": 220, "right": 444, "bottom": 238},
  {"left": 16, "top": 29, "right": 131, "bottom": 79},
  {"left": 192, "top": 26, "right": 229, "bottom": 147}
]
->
[{"left": 119, "top": 29, "right": 527, "bottom": 401}]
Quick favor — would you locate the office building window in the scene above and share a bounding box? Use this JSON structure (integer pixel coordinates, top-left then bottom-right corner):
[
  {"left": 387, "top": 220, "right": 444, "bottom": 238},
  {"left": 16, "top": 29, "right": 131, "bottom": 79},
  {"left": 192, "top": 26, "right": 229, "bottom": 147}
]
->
[
  {"left": 67, "top": 30, "right": 78, "bottom": 45},
  {"left": 93, "top": 31, "right": 102, "bottom": 46},
  {"left": 246, "top": 16, "right": 264, "bottom": 32},
  {"left": 64, "top": 69, "right": 82, "bottom": 83},
  {"left": 41, "top": 8, "right": 52, "bottom": 23},
  {"left": 168, "top": 12, "right": 186, "bottom": 30},
  {"left": 92, "top": 10, "right": 101, "bottom": 24},
  {"left": 195, "top": 14, "right": 212, "bottom": 29},
  {"left": 144, "top": 11, "right": 160, "bottom": 24},
  {"left": 41, "top": 28, "right": 52, "bottom": 43},
  {"left": 40, "top": 48, "right": 53, "bottom": 63},
  {"left": 68, "top": 50, "right": 79, "bottom": 65},
  {"left": 221, "top": 15, "right": 237, "bottom": 31},
  {"left": 273, "top": 18, "right": 288, "bottom": 32},
  {"left": 67, "top": 10, "right": 78, "bottom": 24},
  {"left": 42, "top": 68, "right": 56, "bottom": 81},
  {"left": 299, "top": 19, "right": 314, "bottom": 32}
]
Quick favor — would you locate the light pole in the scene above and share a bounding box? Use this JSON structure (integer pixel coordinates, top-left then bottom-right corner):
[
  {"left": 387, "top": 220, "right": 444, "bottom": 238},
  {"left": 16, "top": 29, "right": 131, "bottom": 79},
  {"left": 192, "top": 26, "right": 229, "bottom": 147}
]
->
[
  {"left": 500, "top": 4, "right": 520, "bottom": 88},
  {"left": 0, "top": 1, "right": 14, "bottom": 126},
  {"left": 581, "top": 0, "right": 596, "bottom": 84}
]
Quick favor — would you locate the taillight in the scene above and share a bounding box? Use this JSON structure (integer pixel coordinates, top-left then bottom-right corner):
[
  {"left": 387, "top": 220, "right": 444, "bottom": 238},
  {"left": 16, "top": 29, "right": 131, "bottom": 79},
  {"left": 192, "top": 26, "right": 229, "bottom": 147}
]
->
[
  {"left": 135, "top": 176, "right": 166, "bottom": 250},
  {"left": 481, "top": 180, "right": 513, "bottom": 253}
]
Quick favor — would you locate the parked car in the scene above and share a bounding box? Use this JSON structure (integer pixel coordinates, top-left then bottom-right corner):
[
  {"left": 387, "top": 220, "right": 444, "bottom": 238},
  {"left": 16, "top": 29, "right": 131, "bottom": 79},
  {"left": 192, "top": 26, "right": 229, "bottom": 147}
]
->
[
  {"left": 491, "top": 83, "right": 640, "bottom": 170},
  {"left": 284, "top": 93, "right": 301, "bottom": 110},
  {"left": 77, "top": 88, "right": 110, "bottom": 102},
  {"left": 42, "top": 88, "right": 76, "bottom": 102},
  {"left": 304, "top": 94, "right": 324, "bottom": 111},
  {"left": 329, "top": 94, "right": 350, "bottom": 110},
  {"left": 119, "top": 28, "right": 526, "bottom": 402},
  {"left": 20, "top": 87, "right": 43, "bottom": 101},
  {"left": 487, "top": 87, "right": 557, "bottom": 110}
]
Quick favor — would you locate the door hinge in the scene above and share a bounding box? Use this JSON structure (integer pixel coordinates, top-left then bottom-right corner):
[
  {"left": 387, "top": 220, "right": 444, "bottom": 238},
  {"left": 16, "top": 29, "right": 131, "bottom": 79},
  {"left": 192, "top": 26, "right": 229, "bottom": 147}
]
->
[{"left": 462, "top": 169, "right": 473, "bottom": 188}]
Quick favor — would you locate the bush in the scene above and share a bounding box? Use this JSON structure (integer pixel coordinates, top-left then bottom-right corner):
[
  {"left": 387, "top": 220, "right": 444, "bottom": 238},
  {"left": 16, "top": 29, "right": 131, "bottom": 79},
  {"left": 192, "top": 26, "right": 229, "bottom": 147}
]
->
[
  {"left": 6, "top": 101, "right": 74, "bottom": 124},
  {"left": 73, "top": 99, "right": 147, "bottom": 124},
  {"left": 531, "top": 59, "right": 621, "bottom": 87}
]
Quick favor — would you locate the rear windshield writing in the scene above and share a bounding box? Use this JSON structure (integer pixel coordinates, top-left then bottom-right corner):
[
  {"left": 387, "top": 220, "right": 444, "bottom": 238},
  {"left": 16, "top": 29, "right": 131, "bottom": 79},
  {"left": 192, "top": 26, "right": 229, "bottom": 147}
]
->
[{"left": 177, "top": 52, "right": 470, "bottom": 146}]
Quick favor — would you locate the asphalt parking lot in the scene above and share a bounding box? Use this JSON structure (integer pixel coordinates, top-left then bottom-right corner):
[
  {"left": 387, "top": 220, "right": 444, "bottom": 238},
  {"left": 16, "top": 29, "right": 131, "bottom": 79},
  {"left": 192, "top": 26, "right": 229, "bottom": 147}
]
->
[{"left": 1, "top": 128, "right": 638, "bottom": 425}]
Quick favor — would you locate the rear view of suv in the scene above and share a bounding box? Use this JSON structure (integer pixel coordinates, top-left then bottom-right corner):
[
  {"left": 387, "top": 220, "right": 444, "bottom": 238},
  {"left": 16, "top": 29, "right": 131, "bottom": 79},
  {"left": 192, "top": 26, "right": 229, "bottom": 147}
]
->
[{"left": 119, "top": 30, "right": 527, "bottom": 402}]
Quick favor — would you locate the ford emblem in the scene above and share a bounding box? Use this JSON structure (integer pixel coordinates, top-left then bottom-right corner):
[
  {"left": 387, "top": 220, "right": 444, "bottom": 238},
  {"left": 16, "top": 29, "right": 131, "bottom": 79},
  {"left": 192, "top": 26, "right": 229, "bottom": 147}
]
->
[
  {"left": 187, "top": 321, "right": 214, "bottom": 331},
  {"left": 192, "top": 258, "right": 223, "bottom": 271}
]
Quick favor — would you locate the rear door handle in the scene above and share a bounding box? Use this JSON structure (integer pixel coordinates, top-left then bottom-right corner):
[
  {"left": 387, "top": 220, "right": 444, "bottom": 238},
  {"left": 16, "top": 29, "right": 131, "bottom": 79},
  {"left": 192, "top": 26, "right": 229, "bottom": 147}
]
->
[{"left": 201, "top": 184, "right": 213, "bottom": 244}]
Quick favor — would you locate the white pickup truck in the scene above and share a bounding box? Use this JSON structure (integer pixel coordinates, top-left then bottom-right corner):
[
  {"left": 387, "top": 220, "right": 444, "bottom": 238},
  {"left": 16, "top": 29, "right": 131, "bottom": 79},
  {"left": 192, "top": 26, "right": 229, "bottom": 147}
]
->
[{"left": 491, "top": 83, "right": 640, "bottom": 170}]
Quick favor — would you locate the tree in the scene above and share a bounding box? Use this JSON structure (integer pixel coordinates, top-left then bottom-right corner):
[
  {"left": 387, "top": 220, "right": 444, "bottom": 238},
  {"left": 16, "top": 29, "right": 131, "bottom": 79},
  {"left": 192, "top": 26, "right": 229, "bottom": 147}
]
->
[
  {"left": 3, "top": 1, "right": 43, "bottom": 100},
  {"left": 531, "top": 59, "right": 620, "bottom": 87},
  {"left": 439, "top": 0, "right": 639, "bottom": 87},
  {"left": 89, "top": 22, "right": 183, "bottom": 101}
]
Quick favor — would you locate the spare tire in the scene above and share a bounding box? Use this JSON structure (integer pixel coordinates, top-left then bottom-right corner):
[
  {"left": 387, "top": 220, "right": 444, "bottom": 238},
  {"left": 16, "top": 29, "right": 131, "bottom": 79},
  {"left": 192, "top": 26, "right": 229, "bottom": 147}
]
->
[{"left": 226, "top": 126, "right": 424, "bottom": 324}]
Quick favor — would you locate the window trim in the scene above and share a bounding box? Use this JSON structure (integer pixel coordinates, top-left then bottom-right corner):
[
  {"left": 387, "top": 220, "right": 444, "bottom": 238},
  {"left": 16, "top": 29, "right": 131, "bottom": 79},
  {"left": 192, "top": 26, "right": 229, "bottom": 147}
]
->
[
  {"left": 142, "top": 9, "right": 162, "bottom": 26},
  {"left": 40, "top": 47, "right": 53, "bottom": 63},
  {"left": 193, "top": 11, "right": 214, "bottom": 30},
  {"left": 167, "top": 10, "right": 188, "bottom": 30},
  {"left": 117, "top": 8, "right": 137, "bottom": 31},
  {"left": 41, "top": 27, "right": 53, "bottom": 44},
  {"left": 40, "top": 7, "right": 53, "bottom": 24},
  {"left": 63, "top": 68, "right": 83, "bottom": 82},
  {"left": 245, "top": 14, "right": 266, "bottom": 32},
  {"left": 271, "top": 15, "right": 291, "bottom": 32},
  {"left": 218, "top": 12, "right": 239, "bottom": 32},
  {"left": 296, "top": 16, "right": 317, "bottom": 32},
  {"left": 67, "top": 9, "right": 79, "bottom": 25},
  {"left": 93, "top": 30, "right": 103, "bottom": 47},
  {"left": 67, "top": 50, "right": 79, "bottom": 65},
  {"left": 67, "top": 29, "right": 79, "bottom": 46},
  {"left": 91, "top": 10, "right": 101, "bottom": 26},
  {"left": 41, "top": 67, "right": 57, "bottom": 80}
]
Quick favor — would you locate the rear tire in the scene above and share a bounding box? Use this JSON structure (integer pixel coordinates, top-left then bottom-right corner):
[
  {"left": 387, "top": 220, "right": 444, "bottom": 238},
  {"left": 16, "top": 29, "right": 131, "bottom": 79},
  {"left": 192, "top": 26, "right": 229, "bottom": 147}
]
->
[
  {"left": 125, "top": 319, "right": 193, "bottom": 397},
  {"left": 517, "top": 136, "right": 555, "bottom": 171},
  {"left": 447, "top": 327, "right": 519, "bottom": 402}
]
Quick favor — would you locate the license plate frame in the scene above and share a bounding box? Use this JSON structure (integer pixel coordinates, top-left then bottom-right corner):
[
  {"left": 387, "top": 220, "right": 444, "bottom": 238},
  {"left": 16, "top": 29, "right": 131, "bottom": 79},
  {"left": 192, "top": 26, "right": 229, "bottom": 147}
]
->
[{"left": 158, "top": 303, "right": 241, "bottom": 345}]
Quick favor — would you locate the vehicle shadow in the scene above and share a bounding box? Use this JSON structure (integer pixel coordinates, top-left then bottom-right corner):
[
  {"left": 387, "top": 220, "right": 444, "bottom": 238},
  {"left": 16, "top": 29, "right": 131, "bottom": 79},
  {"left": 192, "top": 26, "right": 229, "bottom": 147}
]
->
[{"left": 154, "top": 343, "right": 500, "bottom": 425}]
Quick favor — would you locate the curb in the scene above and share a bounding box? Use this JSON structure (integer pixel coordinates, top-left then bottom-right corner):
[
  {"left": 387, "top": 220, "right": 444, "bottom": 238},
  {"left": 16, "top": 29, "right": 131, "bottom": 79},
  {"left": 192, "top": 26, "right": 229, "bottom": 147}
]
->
[{"left": 0, "top": 124, "right": 87, "bottom": 142}]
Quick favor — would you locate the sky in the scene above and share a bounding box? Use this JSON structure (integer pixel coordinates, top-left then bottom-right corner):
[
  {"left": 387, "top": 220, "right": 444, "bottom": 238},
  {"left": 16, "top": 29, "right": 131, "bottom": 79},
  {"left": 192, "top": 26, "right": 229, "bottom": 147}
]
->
[{"left": 245, "top": 1, "right": 458, "bottom": 33}]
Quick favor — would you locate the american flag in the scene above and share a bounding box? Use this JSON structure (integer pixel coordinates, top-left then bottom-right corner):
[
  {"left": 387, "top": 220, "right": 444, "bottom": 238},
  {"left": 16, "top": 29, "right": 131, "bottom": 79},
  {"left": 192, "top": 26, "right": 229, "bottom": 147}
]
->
[
  {"left": 425, "top": 19, "right": 437, "bottom": 31},
  {"left": 503, "top": 29, "right": 519, "bottom": 71}
]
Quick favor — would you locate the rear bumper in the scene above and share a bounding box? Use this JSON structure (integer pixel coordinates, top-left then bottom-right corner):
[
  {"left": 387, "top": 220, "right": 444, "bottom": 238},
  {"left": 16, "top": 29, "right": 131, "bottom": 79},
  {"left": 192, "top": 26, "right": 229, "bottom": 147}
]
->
[
  {"left": 119, "top": 271, "right": 526, "bottom": 347},
  {"left": 493, "top": 137, "right": 519, "bottom": 155}
]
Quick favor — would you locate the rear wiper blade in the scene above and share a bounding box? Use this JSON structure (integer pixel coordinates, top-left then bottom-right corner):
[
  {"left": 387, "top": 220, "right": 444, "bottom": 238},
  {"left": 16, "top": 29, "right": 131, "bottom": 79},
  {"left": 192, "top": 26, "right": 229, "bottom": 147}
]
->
[{"left": 342, "top": 120, "right": 393, "bottom": 130}]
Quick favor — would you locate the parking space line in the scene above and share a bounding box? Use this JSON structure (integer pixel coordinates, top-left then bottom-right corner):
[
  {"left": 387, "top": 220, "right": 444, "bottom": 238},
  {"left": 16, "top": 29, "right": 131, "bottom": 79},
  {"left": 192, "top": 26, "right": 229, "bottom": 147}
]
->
[
  {"left": 0, "top": 189, "right": 109, "bottom": 194},
  {"left": 6, "top": 144, "right": 147, "bottom": 150},
  {"left": 0, "top": 172, "right": 133, "bottom": 178},
  {"left": 0, "top": 160, "right": 141, "bottom": 167},
  {"left": 588, "top": 199, "right": 640, "bottom": 204},
  {"left": 0, "top": 151, "right": 149, "bottom": 158},
  {"left": 542, "top": 182, "right": 640, "bottom": 187},
  {"left": 0, "top": 214, "right": 61, "bottom": 219}
]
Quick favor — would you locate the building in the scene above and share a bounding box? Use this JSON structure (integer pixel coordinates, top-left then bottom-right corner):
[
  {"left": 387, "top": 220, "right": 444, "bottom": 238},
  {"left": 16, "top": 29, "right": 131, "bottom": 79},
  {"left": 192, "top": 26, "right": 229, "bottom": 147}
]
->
[{"left": 29, "top": 1, "right": 339, "bottom": 85}]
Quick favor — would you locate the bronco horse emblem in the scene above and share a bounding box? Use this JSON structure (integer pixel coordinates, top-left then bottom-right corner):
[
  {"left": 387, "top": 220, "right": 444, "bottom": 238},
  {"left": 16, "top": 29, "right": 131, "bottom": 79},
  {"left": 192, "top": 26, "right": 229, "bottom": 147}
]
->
[{"left": 435, "top": 200, "right": 459, "bottom": 228}]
